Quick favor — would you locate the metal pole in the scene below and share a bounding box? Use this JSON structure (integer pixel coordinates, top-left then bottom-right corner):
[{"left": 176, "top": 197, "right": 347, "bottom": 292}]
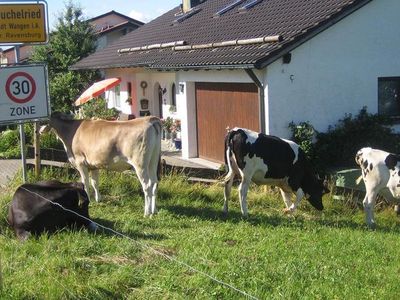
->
[
  {"left": 14, "top": 45, "right": 27, "bottom": 182},
  {"left": 245, "top": 69, "right": 266, "bottom": 134}
]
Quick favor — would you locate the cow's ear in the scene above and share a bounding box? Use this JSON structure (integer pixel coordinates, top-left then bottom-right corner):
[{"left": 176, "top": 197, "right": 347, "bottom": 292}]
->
[
  {"left": 323, "top": 178, "right": 330, "bottom": 194},
  {"left": 39, "top": 125, "right": 51, "bottom": 134}
]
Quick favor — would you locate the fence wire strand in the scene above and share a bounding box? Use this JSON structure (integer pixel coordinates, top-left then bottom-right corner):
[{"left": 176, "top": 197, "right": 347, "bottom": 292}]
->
[{"left": 18, "top": 186, "right": 259, "bottom": 300}]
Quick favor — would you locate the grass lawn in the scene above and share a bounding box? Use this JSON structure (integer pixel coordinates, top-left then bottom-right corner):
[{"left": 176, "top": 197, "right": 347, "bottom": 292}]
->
[{"left": 1, "top": 167, "right": 400, "bottom": 299}]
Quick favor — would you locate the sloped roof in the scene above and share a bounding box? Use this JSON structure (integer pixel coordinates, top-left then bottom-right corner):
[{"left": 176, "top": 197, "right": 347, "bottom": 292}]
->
[
  {"left": 89, "top": 10, "right": 144, "bottom": 27},
  {"left": 71, "top": 0, "right": 372, "bottom": 71}
]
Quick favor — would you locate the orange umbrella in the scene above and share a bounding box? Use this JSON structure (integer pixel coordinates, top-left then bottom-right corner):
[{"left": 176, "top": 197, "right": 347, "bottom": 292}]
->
[{"left": 74, "top": 77, "right": 121, "bottom": 106}]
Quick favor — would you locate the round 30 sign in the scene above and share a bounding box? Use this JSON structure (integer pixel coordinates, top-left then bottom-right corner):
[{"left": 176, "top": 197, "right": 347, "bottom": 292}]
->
[
  {"left": 5, "top": 72, "right": 37, "bottom": 104},
  {"left": 0, "top": 64, "right": 49, "bottom": 124}
]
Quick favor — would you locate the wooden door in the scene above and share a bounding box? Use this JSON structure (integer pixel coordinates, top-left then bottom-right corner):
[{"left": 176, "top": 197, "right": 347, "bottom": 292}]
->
[{"left": 196, "top": 82, "right": 259, "bottom": 163}]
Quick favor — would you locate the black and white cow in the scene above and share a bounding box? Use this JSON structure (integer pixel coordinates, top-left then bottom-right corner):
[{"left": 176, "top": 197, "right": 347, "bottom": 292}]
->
[
  {"left": 224, "top": 128, "right": 329, "bottom": 216},
  {"left": 355, "top": 147, "right": 400, "bottom": 227},
  {"left": 8, "top": 180, "right": 97, "bottom": 240}
]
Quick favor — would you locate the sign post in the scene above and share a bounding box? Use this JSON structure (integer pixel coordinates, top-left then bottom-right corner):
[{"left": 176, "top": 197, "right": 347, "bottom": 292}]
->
[
  {"left": 0, "top": 1, "right": 49, "bottom": 182},
  {"left": 0, "top": 63, "right": 50, "bottom": 182}
]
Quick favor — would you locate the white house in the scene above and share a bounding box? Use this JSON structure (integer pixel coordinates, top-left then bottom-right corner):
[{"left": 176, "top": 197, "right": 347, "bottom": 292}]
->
[{"left": 71, "top": 0, "right": 400, "bottom": 164}]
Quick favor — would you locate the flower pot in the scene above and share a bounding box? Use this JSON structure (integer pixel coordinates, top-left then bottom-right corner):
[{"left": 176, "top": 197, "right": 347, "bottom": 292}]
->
[{"left": 174, "top": 138, "right": 182, "bottom": 150}]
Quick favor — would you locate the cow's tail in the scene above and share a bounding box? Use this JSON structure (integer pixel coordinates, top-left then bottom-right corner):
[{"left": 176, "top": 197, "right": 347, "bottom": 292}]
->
[
  {"left": 224, "top": 130, "right": 236, "bottom": 183},
  {"left": 150, "top": 117, "right": 163, "bottom": 181},
  {"left": 354, "top": 149, "right": 365, "bottom": 185}
]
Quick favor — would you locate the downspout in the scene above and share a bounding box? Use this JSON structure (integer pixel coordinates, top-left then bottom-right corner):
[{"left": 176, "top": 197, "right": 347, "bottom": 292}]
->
[{"left": 245, "top": 69, "right": 265, "bottom": 133}]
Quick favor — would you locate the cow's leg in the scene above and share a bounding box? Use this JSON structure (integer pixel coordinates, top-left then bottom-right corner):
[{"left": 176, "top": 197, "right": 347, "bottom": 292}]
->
[
  {"left": 76, "top": 165, "right": 92, "bottom": 201},
  {"left": 148, "top": 163, "right": 158, "bottom": 215},
  {"left": 238, "top": 178, "right": 251, "bottom": 217},
  {"left": 285, "top": 189, "right": 305, "bottom": 213},
  {"left": 132, "top": 165, "right": 152, "bottom": 216},
  {"left": 223, "top": 174, "right": 234, "bottom": 214},
  {"left": 280, "top": 189, "right": 293, "bottom": 211},
  {"left": 363, "top": 188, "right": 378, "bottom": 228},
  {"left": 90, "top": 169, "right": 101, "bottom": 202}
]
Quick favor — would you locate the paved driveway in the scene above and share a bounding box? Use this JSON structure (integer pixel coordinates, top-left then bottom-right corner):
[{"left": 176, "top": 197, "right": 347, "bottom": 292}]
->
[{"left": 0, "top": 159, "right": 21, "bottom": 187}]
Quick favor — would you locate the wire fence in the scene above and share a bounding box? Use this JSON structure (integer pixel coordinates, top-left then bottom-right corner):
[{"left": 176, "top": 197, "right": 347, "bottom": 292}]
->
[{"left": 1, "top": 186, "right": 259, "bottom": 300}]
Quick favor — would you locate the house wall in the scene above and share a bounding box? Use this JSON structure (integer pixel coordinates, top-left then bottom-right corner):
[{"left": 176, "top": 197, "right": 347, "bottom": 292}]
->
[
  {"left": 266, "top": 0, "right": 400, "bottom": 138},
  {"left": 176, "top": 69, "right": 263, "bottom": 158},
  {"left": 1, "top": 45, "right": 33, "bottom": 63},
  {"left": 102, "top": 0, "right": 400, "bottom": 162},
  {"left": 96, "top": 30, "right": 131, "bottom": 50},
  {"left": 90, "top": 14, "right": 130, "bottom": 32},
  {"left": 105, "top": 69, "right": 176, "bottom": 119}
]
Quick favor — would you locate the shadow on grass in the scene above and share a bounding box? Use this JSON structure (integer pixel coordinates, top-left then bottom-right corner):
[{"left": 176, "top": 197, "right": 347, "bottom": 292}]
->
[
  {"left": 164, "top": 204, "right": 294, "bottom": 227},
  {"left": 163, "top": 203, "right": 400, "bottom": 233},
  {"left": 92, "top": 217, "right": 167, "bottom": 241}
]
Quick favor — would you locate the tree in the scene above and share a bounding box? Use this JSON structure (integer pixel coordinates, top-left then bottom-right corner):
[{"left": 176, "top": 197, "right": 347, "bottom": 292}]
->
[{"left": 30, "top": 1, "right": 100, "bottom": 112}]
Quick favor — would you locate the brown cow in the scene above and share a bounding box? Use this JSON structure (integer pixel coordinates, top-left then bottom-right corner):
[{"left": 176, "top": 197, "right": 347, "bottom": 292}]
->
[{"left": 41, "top": 112, "right": 162, "bottom": 216}]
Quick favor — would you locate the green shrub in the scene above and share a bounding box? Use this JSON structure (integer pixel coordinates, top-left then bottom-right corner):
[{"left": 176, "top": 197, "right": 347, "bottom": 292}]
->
[
  {"left": 290, "top": 107, "right": 400, "bottom": 172},
  {"left": 0, "top": 129, "right": 21, "bottom": 158},
  {"left": 40, "top": 131, "right": 64, "bottom": 150},
  {"left": 78, "top": 97, "right": 120, "bottom": 120},
  {"left": 288, "top": 121, "right": 316, "bottom": 160}
]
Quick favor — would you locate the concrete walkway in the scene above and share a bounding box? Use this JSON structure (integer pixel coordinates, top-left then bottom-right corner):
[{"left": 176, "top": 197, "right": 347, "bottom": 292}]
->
[
  {"left": 0, "top": 159, "right": 21, "bottom": 187},
  {"left": 161, "top": 140, "right": 221, "bottom": 170}
]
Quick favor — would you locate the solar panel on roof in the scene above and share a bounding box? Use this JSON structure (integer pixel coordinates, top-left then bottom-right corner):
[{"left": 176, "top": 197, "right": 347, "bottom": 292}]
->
[
  {"left": 173, "top": 7, "right": 202, "bottom": 24},
  {"left": 214, "top": 0, "right": 246, "bottom": 17},
  {"left": 238, "top": 0, "right": 263, "bottom": 12}
]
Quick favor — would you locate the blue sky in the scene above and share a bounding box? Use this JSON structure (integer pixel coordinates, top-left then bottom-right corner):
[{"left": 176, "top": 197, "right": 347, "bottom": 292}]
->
[{"left": 47, "top": 0, "right": 182, "bottom": 27}]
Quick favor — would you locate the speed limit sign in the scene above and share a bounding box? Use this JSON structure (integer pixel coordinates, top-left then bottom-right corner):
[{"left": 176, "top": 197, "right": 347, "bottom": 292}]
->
[{"left": 0, "top": 64, "right": 49, "bottom": 124}]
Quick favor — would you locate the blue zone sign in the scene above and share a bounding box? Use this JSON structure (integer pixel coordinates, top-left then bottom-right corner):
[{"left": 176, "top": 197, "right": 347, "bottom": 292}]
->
[{"left": 0, "top": 64, "right": 50, "bottom": 124}]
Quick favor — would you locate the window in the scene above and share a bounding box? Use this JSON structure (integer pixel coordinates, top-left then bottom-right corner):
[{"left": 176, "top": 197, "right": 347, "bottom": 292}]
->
[
  {"left": 171, "top": 83, "right": 177, "bottom": 111},
  {"left": 115, "top": 84, "right": 121, "bottom": 108},
  {"left": 378, "top": 77, "right": 400, "bottom": 117}
]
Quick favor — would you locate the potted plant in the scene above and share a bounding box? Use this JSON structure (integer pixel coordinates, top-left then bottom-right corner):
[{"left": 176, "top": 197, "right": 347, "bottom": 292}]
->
[
  {"left": 172, "top": 119, "right": 181, "bottom": 150},
  {"left": 161, "top": 117, "right": 174, "bottom": 140}
]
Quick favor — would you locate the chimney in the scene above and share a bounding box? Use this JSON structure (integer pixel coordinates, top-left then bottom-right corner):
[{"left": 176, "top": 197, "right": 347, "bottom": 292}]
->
[{"left": 182, "top": 0, "right": 203, "bottom": 13}]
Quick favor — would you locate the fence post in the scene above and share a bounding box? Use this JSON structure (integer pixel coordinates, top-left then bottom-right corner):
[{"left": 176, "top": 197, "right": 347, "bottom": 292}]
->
[{"left": 34, "top": 122, "right": 41, "bottom": 177}]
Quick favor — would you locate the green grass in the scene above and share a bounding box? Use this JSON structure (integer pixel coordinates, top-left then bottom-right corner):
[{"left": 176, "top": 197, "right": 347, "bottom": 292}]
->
[{"left": 1, "top": 167, "right": 400, "bottom": 299}]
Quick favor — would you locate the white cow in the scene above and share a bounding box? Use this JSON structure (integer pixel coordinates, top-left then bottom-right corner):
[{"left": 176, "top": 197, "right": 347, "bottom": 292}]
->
[
  {"left": 41, "top": 112, "right": 162, "bottom": 216},
  {"left": 355, "top": 147, "right": 400, "bottom": 227}
]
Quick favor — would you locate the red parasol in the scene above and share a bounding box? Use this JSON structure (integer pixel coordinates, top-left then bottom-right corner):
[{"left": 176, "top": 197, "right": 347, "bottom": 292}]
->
[{"left": 74, "top": 77, "right": 121, "bottom": 106}]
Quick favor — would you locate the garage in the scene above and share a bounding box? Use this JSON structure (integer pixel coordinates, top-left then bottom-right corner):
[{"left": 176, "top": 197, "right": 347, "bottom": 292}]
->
[{"left": 195, "top": 82, "right": 260, "bottom": 163}]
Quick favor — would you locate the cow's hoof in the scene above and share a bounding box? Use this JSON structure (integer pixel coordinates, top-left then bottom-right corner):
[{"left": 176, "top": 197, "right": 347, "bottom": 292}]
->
[{"left": 17, "top": 230, "right": 31, "bottom": 241}]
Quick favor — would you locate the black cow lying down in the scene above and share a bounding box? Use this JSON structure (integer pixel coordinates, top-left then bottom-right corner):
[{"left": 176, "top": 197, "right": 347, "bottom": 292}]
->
[{"left": 8, "top": 180, "right": 97, "bottom": 240}]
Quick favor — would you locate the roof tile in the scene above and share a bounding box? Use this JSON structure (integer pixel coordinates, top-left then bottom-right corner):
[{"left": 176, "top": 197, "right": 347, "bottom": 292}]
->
[{"left": 72, "top": 0, "right": 372, "bottom": 70}]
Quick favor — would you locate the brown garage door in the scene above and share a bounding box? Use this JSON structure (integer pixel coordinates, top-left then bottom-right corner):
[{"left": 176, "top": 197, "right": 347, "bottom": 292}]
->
[{"left": 196, "top": 82, "right": 259, "bottom": 163}]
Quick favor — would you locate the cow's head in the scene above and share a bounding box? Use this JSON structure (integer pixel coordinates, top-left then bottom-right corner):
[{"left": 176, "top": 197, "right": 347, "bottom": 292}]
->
[
  {"left": 307, "top": 178, "right": 329, "bottom": 211},
  {"left": 39, "top": 112, "right": 75, "bottom": 134},
  {"left": 51, "top": 111, "right": 75, "bottom": 120}
]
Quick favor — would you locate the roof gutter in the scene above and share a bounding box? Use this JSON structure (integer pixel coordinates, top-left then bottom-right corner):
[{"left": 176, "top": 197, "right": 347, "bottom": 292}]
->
[
  {"left": 245, "top": 69, "right": 265, "bottom": 134},
  {"left": 150, "top": 63, "right": 255, "bottom": 71}
]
